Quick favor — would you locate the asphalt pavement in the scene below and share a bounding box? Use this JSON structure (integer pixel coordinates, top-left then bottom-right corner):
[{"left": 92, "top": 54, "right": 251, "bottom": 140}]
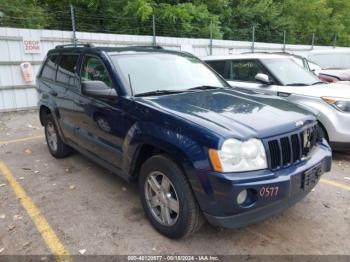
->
[{"left": 0, "top": 110, "right": 349, "bottom": 260}]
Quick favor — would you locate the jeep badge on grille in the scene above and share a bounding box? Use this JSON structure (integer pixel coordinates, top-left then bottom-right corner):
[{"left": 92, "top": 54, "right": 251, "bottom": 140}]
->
[{"left": 295, "top": 120, "right": 304, "bottom": 127}]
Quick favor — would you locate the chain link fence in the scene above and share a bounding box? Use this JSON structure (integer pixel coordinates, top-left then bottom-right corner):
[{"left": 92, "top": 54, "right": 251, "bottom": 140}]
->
[{"left": 0, "top": 3, "right": 341, "bottom": 53}]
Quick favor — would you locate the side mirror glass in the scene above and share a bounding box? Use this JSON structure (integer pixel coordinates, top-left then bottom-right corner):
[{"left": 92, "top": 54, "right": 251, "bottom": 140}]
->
[
  {"left": 255, "top": 73, "right": 272, "bottom": 85},
  {"left": 81, "top": 81, "right": 117, "bottom": 99}
]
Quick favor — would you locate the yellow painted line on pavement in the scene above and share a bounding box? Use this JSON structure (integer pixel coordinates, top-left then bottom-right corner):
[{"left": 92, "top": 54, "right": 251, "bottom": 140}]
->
[
  {"left": 321, "top": 178, "right": 350, "bottom": 191},
  {"left": 0, "top": 135, "right": 44, "bottom": 145},
  {"left": 0, "top": 161, "right": 71, "bottom": 262}
]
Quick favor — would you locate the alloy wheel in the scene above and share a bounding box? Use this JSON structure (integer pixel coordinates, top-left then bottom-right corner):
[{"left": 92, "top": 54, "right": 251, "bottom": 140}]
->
[
  {"left": 144, "top": 171, "right": 180, "bottom": 226},
  {"left": 46, "top": 121, "right": 58, "bottom": 152}
]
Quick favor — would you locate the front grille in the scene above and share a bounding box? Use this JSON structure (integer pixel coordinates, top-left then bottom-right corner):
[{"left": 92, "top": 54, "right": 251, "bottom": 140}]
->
[{"left": 266, "top": 124, "right": 319, "bottom": 170}]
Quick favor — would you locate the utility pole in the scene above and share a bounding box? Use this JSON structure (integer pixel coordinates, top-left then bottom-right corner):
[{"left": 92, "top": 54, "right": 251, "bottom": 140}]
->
[
  {"left": 311, "top": 33, "right": 315, "bottom": 50},
  {"left": 333, "top": 33, "right": 337, "bottom": 48},
  {"left": 251, "top": 26, "right": 255, "bottom": 53},
  {"left": 152, "top": 14, "right": 156, "bottom": 46},
  {"left": 283, "top": 30, "right": 286, "bottom": 52},
  {"left": 209, "top": 20, "right": 213, "bottom": 55},
  {"left": 70, "top": 4, "right": 77, "bottom": 46}
]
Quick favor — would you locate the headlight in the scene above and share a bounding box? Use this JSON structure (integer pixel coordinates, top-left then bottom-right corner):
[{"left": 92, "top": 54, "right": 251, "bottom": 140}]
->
[
  {"left": 322, "top": 97, "right": 350, "bottom": 112},
  {"left": 209, "top": 138, "right": 267, "bottom": 172}
]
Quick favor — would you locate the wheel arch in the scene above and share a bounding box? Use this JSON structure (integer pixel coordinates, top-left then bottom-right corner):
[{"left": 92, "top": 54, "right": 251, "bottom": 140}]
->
[
  {"left": 39, "top": 105, "right": 52, "bottom": 126},
  {"left": 317, "top": 120, "right": 329, "bottom": 142},
  {"left": 128, "top": 141, "right": 192, "bottom": 182},
  {"left": 123, "top": 122, "right": 210, "bottom": 183}
]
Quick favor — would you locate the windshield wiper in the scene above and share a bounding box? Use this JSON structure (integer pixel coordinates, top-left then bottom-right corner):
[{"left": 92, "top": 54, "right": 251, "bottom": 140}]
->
[
  {"left": 311, "top": 81, "right": 326, "bottom": 85},
  {"left": 188, "top": 85, "right": 225, "bottom": 91},
  {"left": 134, "top": 85, "right": 226, "bottom": 97},
  {"left": 286, "top": 83, "right": 309, "bottom": 86},
  {"left": 134, "top": 90, "right": 189, "bottom": 97}
]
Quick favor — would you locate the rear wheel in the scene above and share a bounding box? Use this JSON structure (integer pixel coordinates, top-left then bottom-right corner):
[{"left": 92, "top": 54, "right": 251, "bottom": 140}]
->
[
  {"left": 139, "top": 155, "right": 204, "bottom": 239},
  {"left": 44, "top": 114, "right": 72, "bottom": 158}
]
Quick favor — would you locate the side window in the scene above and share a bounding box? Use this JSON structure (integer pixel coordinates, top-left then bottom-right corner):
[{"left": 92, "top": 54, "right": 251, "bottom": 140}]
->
[
  {"left": 81, "top": 56, "right": 112, "bottom": 88},
  {"left": 56, "top": 54, "right": 79, "bottom": 86},
  {"left": 207, "top": 61, "right": 227, "bottom": 78},
  {"left": 41, "top": 54, "right": 59, "bottom": 80},
  {"left": 228, "top": 60, "right": 268, "bottom": 82}
]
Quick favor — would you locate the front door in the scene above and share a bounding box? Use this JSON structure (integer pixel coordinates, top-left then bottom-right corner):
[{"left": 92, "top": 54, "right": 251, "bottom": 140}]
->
[
  {"left": 74, "top": 55, "right": 125, "bottom": 169},
  {"left": 225, "top": 59, "right": 279, "bottom": 96}
]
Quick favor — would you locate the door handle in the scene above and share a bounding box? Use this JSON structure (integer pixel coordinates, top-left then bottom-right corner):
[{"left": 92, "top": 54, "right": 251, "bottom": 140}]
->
[
  {"left": 77, "top": 100, "right": 87, "bottom": 106},
  {"left": 49, "top": 90, "right": 58, "bottom": 96},
  {"left": 277, "top": 92, "right": 291, "bottom": 97}
]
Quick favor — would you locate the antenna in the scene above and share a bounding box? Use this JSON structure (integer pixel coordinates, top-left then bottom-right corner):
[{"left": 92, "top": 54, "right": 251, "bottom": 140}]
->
[{"left": 128, "top": 74, "right": 134, "bottom": 96}]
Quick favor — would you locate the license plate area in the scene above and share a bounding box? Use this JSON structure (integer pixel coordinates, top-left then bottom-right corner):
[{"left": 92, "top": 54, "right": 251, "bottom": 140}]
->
[{"left": 302, "top": 164, "right": 322, "bottom": 191}]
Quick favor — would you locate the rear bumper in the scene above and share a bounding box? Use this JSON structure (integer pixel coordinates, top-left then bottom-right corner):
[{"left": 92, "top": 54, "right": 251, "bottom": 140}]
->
[{"left": 199, "top": 141, "right": 332, "bottom": 229}]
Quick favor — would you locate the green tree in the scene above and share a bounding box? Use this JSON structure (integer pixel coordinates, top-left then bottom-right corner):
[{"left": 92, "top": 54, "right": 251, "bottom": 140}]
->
[
  {"left": 218, "top": 0, "right": 285, "bottom": 42},
  {"left": 154, "top": 2, "right": 222, "bottom": 38},
  {"left": 280, "top": 0, "right": 334, "bottom": 45},
  {"left": 1, "top": 0, "right": 350, "bottom": 46},
  {"left": 0, "top": 0, "right": 47, "bottom": 29},
  {"left": 325, "top": 0, "right": 350, "bottom": 45}
]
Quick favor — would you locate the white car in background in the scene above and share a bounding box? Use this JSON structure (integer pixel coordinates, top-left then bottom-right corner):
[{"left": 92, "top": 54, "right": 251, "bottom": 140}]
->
[
  {"left": 307, "top": 49, "right": 350, "bottom": 69},
  {"left": 287, "top": 53, "right": 350, "bottom": 83},
  {"left": 203, "top": 53, "right": 350, "bottom": 151}
]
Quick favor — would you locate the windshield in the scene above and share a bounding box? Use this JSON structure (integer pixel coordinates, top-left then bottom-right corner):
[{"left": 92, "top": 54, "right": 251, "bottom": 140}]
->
[
  {"left": 308, "top": 61, "right": 322, "bottom": 71},
  {"left": 111, "top": 53, "right": 226, "bottom": 95},
  {"left": 291, "top": 57, "right": 304, "bottom": 68},
  {"left": 261, "top": 58, "right": 321, "bottom": 86}
]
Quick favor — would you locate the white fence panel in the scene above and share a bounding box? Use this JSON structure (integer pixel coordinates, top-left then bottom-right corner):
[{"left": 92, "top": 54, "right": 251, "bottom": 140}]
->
[{"left": 1, "top": 27, "right": 350, "bottom": 112}]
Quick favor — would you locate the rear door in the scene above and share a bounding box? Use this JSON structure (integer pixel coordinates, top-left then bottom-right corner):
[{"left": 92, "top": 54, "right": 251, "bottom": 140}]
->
[{"left": 54, "top": 53, "right": 81, "bottom": 143}]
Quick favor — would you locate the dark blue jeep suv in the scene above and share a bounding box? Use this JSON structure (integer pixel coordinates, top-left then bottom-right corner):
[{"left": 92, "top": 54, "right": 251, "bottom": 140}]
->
[{"left": 37, "top": 44, "right": 332, "bottom": 239}]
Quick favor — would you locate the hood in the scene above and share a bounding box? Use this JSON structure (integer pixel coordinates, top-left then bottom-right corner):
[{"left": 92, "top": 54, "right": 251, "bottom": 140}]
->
[
  {"left": 137, "top": 89, "right": 315, "bottom": 140},
  {"left": 289, "top": 82, "right": 350, "bottom": 99}
]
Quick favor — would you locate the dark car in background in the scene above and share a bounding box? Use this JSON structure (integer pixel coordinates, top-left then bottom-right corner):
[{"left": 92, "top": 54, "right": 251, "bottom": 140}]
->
[{"left": 36, "top": 45, "right": 332, "bottom": 238}]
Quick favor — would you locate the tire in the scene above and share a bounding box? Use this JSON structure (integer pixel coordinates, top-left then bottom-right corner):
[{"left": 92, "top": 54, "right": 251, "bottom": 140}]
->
[
  {"left": 44, "top": 114, "right": 72, "bottom": 158},
  {"left": 139, "top": 154, "right": 204, "bottom": 239}
]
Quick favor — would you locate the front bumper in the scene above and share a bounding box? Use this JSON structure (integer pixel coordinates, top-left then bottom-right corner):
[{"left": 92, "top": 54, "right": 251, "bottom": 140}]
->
[
  {"left": 318, "top": 106, "right": 350, "bottom": 151},
  {"left": 200, "top": 141, "right": 332, "bottom": 229},
  {"left": 204, "top": 188, "right": 310, "bottom": 228}
]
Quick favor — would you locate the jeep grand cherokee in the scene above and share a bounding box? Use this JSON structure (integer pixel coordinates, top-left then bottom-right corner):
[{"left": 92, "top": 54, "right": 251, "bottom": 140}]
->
[{"left": 37, "top": 45, "right": 332, "bottom": 239}]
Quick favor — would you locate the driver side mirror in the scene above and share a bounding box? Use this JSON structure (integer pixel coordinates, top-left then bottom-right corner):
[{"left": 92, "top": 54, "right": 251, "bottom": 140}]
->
[
  {"left": 255, "top": 73, "right": 272, "bottom": 85},
  {"left": 81, "top": 81, "right": 117, "bottom": 99}
]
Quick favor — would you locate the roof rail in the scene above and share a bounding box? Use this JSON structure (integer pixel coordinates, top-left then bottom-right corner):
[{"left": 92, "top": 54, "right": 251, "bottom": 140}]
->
[
  {"left": 55, "top": 43, "right": 94, "bottom": 49},
  {"left": 241, "top": 51, "right": 271, "bottom": 54},
  {"left": 133, "top": 45, "right": 163, "bottom": 49}
]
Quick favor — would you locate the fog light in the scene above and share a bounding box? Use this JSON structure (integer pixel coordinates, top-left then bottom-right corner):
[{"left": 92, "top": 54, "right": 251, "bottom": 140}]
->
[{"left": 237, "top": 189, "right": 248, "bottom": 205}]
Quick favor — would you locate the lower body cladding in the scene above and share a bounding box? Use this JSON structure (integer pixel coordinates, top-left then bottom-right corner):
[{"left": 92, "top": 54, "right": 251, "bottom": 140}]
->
[
  {"left": 330, "top": 141, "right": 350, "bottom": 151},
  {"left": 200, "top": 142, "right": 332, "bottom": 229}
]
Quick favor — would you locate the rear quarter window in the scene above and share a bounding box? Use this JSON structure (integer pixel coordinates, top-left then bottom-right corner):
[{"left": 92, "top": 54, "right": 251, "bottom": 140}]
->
[
  {"left": 41, "top": 54, "right": 59, "bottom": 80},
  {"left": 56, "top": 54, "right": 80, "bottom": 86}
]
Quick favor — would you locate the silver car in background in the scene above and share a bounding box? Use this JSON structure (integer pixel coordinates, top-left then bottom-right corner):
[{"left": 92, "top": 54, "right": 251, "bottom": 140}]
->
[{"left": 204, "top": 54, "right": 350, "bottom": 151}]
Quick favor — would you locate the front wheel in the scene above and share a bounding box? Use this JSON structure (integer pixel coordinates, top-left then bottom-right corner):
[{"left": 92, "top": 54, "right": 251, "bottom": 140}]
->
[{"left": 139, "top": 155, "right": 204, "bottom": 239}]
